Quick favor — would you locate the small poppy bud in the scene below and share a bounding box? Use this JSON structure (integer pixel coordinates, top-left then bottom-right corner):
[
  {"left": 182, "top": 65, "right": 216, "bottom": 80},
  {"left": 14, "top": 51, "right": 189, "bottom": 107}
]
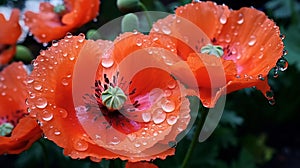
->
[
  {"left": 117, "top": 0, "right": 140, "bottom": 12},
  {"left": 121, "top": 13, "right": 139, "bottom": 32},
  {"left": 14, "top": 45, "right": 33, "bottom": 63}
]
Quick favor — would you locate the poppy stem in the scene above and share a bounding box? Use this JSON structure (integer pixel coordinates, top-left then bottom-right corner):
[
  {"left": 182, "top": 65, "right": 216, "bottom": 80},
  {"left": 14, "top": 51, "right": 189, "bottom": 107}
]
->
[
  {"left": 180, "top": 105, "right": 209, "bottom": 168},
  {"left": 138, "top": 2, "right": 153, "bottom": 30}
]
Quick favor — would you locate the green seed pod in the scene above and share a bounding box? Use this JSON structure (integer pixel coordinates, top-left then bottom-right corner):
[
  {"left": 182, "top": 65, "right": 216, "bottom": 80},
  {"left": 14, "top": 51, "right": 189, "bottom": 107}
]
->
[{"left": 101, "top": 86, "right": 127, "bottom": 111}]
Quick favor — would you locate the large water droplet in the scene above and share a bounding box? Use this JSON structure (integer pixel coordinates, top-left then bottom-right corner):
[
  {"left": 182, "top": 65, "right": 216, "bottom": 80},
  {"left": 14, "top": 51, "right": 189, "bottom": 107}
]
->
[
  {"left": 219, "top": 14, "right": 227, "bottom": 24},
  {"left": 52, "top": 40, "right": 58, "bottom": 47},
  {"left": 142, "top": 112, "right": 151, "bottom": 122},
  {"left": 161, "top": 99, "right": 175, "bottom": 113},
  {"left": 61, "top": 78, "right": 69, "bottom": 86},
  {"left": 162, "top": 26, "right": 171, "bottom": 35},
  {"left": 78, "top": 33, "right": 85, "bottom": 43},
  {"left": 248, "top": 35, "right": 256, "bottom": 46},
  {"left": 166, "top": 115, "right": 178, "bottom": 125},
  {"left": 110, "top": 136, "right": 120, "bottom": 145},
  {"left": 237, "top": 13, "right": 244, "bottom": 24},
  {"left": 74, "top": 138, "right": 88, "bottom": 151},
  {"left": 33, "top": 82, "right": 42, "bottom": 91},
  {"left": 276, "top": 57, "right": 288, "bottom": 71},
  {"left": 101, "top": 58, "right": 114, "bottom": 68},
  {"left": 152, "top": 108, "right": 166, "bottom": 124},
  {"left": 41, "top": 109, "right": 53, "bottom": 121},
  {"left": 66, "top": 32, "right": 73, "bottom": 39},
  {"left": 36, "top": 97, "right": 48, "bottom": 109}
]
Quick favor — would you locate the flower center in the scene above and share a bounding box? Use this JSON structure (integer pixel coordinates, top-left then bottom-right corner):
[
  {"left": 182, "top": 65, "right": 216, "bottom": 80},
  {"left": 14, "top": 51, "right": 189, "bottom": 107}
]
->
[
  {"left": 101, "top": 86, "right": 127, "bottom": 111},
  {"left": 0, "top": 122, "right": 14, "bottom": 136},
  {"left": 53, "top": 4, "right": 66, "bottom": 14},
  {"left": 201, "top": 44, "right": 224, "bottom": 57}
]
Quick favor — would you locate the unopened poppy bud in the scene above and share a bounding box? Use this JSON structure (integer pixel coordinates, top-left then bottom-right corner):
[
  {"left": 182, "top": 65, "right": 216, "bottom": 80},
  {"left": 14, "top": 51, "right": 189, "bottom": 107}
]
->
[
  {"left": 101, "top": 86, "right": 127, "bottom": 111},
  {"left": 121, "top": 13, "right": 139, "bottom": 32},
  {"left": 117, "top": 0, "right": 140, "bottom": 12},
  {"left": 14, "top": 45, "right": 33, "bottom": 63},
  {"left": 87, "top": 29, "right": 101, "bottom": 40}
]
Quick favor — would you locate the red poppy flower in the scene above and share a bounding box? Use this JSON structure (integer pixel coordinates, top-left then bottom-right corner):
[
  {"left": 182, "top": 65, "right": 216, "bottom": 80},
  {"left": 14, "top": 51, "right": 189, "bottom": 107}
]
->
[
  {"left": 0, "top": 62, "right": 42, "bottom": 154},
  {"left": 125, "top": 161, "right": 158, "bottom": 168},
  {"left": 0, "top": 9, "right": 21, "bottom": 65},
  {"left": 26, "top": 33, "right": 192, "bottom": 162},
  {"left": 24, "top": 0, "right": 100, "bottom": 43},
  {"left": 151, "top": 1, "right": 285, "bottom": 107}
]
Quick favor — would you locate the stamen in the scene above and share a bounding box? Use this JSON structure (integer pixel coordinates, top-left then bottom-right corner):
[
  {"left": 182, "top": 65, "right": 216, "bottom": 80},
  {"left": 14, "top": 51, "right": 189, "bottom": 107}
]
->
[
  {"left": 101, "top": 86, "right": 127, "bottom": 111},
  {"left": 0, "top": 122, "right": 14, "bottom": 136},
  {"left": 201, "top": 44, "right": 224, "bottom": 57}
]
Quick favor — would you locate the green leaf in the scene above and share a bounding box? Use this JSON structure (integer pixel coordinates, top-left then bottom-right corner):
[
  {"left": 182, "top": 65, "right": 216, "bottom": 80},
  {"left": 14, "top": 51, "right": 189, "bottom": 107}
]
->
[
  {"left": 220, "top": 111, "right": 244, "bottom": 128},
  {"left": 282, "top": 24, "right": 300, "bottom": 70},
  {"left": 230, "top": 148, "right": 256, "bottom": 168}
]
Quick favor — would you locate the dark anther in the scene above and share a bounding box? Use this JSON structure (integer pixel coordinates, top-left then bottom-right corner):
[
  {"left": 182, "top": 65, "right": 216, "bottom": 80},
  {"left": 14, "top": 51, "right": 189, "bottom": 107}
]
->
[{"left": 129, "top": 88, "right": 136, "bottom": 95}]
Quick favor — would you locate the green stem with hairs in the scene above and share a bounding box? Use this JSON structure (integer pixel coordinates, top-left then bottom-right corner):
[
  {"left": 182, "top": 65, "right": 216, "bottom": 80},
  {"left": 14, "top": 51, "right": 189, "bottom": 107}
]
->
[{"left": 181, "top": 106, "right": 209, "bottom": 168}]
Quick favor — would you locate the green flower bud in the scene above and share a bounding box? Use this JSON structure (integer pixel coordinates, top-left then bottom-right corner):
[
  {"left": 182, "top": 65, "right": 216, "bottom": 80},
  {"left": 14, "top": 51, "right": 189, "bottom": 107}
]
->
[
  {"left": 121, "top": 13, "right": 139, "bottom": 32},
  {"left": 14, "top": 45, "right": 33, "bottom": 63},
  {"left": 0, "top": 123, "right": 14, "bottom": 136},
  {"left": 117, "top": 0, "right": 140, "bottom": 12}
]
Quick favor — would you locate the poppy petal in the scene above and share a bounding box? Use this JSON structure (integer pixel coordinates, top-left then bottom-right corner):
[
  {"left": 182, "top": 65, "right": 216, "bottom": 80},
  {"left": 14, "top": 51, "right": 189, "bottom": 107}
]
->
[
  {"left": 24, "top": 0, "right": 100, "bottom": 42},
  {"left": 0, "top": 62, "right": 42, "bottom": 154},
  {"left": 0, "top": 9, "right": 21, "bottom": 44},
  {"left": 27, "top": 34, "right": 186, "bottom": 162}
]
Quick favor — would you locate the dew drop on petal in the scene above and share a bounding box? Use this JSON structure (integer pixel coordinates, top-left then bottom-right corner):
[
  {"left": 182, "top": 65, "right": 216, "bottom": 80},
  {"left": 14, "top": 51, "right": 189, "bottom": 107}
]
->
[
  {"left": 280, "top": 34, "right": 285, "bottom": 40},
  {"left": 282, "top": 49, "right": 288, "bottom": 56},
  {"left": 134, "top": 143, "right": 141, "bottom": 148},
  {"left": 110, "top": 136, "right": 120, "bottom": 145},
  {"left": 152, "top": 108, "right": 166, "bottom": 124},
  {"left": 61, "top": 78, "right": 69, "bottom": 86},
  {"left": 36, "top": 97, "right": 48, "bottom": 109},
  {"left": 33, "top": 82, "right": 42, "bottom": 91},
  {"left": 41, "top": 109, "right": 53, "bottom": 121},
  {"left": 162, "top": 26, "right": 171, "bottom": 35},
  {"left": 142, "top": 112, "right": 151, "bottom": 122},
  {"left": 276, "top": 57, "right": 288, "bottom": 71},
  {"left": 166, "top": 115, "right": 178, "bottom": 125},
  {"left": 161, "top": 100, "right": 175, "bottom": 113},
  {"left": 219, "top": 14, "right": 227, "bottom": 24},
  {"left": 54, "top": 129, "right": 61, "bottom": 135},
  {"left": 52, "top": 40, "right": 58, "bottom": 47},
  {"left": 101, "top": 58, "right": 114, "bottom": 68},
  {"left": 66, "top": 32, "right": 73, "bottom": 39},
  {"left": 248, "top": 35, "right": 256, "bottom": 46},
  {"left": 127, "top": 134, "right": 136, "bottom": 141},
  {"left": 258, "top": 74, "right": 265, "bottom": 81},
  {"left": 58, "top": 108, "right": 68, "bottom": 118},
  {"left": 78, "top": 33, "right": 85, "bottom": 43},
  {"left": 74, "top": 138, "right": 89, "bottom": 151},
  {"left": 237, "top": 13, "right": 244, "bottom": 24}
]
